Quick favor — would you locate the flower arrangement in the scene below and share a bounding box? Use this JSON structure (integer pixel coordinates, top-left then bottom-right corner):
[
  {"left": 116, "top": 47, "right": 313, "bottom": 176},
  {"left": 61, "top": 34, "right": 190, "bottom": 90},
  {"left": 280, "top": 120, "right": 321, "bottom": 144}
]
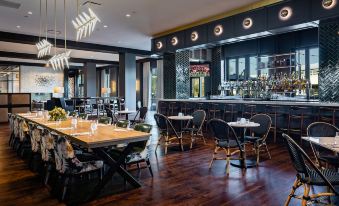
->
[{"left": 49, "top": 107, "right": 67, "bottom": 121}]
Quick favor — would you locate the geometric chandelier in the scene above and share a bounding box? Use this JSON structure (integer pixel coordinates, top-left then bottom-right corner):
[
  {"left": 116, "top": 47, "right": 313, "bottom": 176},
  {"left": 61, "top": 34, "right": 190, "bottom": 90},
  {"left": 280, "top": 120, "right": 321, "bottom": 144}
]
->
[
  {"left": 36, "top": 0, "right": 52, "bottom": 58},
  {"left": 47, "top": 0, "right": 71, "bottom": 70},
  {"left": 72, "top": 8, "right": 101, "bottom": 41},
  {"left": 48, "top": 50, "right": 71, "bottom": 70}
]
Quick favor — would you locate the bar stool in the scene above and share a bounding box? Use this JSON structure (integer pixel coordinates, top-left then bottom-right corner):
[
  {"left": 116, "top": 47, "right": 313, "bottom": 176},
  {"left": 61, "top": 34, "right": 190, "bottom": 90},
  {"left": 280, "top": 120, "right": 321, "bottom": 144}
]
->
[
  {"left": 318, "top": 107, "right": 335, "bottom": 124},
  {"left": 168, "top": 102, "right": 179, "bottom": 116},
  {"left": 181, "top": 102, "right": 192, "bottom": 115},
  {"left": 158, "top": 101, "right": 168, "bottom": 115},
  {"left": 242, "top": 104, "right": 256, "bottom": 119},
  {"left": 265, "top": 105, "right": 285, "bottom": 143},
  {"left": 208, "top": 103, "right": 222, "bottom": 120},
  {"left": 223, "top": 104, "right": 238, "bottom": 122},
  {"left": 288, "top": 106, "right": 313, "bottom": 144}
]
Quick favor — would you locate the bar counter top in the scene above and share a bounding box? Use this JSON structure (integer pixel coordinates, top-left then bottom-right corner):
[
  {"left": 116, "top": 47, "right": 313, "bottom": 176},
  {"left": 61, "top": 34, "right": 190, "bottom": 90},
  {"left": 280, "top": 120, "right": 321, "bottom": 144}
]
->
[{"left": 159, "top": 98, "right": 339, "bottom": 107}]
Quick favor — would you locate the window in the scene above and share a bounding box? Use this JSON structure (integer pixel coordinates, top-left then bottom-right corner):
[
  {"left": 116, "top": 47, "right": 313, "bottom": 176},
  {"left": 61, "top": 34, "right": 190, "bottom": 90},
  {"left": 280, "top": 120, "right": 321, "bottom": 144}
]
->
[
  {"left": 0, "top": 67, "right": 20, "bottom": 93},
  {"left": 309, "top": 48, "right": 319, "bottom": 85},
  {"left": 249, "top": 56, "right": 257, "bottom": 79},
  {"left": 296, "top": 49, "right": 306, "bottom": 79},
  {"left": 259, "top": 56, "right": 269, "bottom": 77},
  {"left": 221, "top": 60, "right": 225, "bottom": 82},
  {"left": 238, "top": 58, "right": 245, "bottom": 80},
  {"left": 228, "top": 59, "right": 236, "bottom": 80}
]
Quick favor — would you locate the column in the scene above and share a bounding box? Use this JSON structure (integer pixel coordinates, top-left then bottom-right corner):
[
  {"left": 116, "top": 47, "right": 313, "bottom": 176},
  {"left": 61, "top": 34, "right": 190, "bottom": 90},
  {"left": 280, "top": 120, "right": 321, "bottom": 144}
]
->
[
  {"left": 83, "top": 62, "right": 96, "bottom": 97},
  {"left": 210, "top": 46, "right": 222, "bottom": 95},
  {"left": 119, "top": 53, "right": 137, "bottom": 110},
  {"left": 319, "top": 17, "right": 339, "bottom": 102},
  {"left": 163, "top": 53, "right": 176, "bottom": 99},
  {"left": 175, "top": 51, "right": 190, "bottom": 99}
]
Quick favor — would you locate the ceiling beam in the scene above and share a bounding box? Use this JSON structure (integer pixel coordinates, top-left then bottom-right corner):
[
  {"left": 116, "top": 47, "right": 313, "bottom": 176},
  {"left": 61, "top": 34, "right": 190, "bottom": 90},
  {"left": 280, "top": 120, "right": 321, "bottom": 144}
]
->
[
  {"left": 0, "top": 51, "right": 119, "bottom": 66},
  {"left": 0, "top": 31, "right": 151, "bottom": 56}
]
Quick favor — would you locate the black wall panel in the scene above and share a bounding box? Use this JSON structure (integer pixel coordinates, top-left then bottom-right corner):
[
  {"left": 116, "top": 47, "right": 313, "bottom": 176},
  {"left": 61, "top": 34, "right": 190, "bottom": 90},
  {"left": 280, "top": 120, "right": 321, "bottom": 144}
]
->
[
  {"left": 276, "top": 32, "right": 296, "bottom": 53},
  {"left": 152, "top": 37, "right": 167, "bottom": 53},
  {"left": 163, "top": 53, "right": 176, "bottom": 99},
  {"left": 233, "top": 8, "right": 268, "bottom": 36},
  {"left": 259, "top": 36, "right": 276, "bottom": 54},
  {"left": 225, "top": 39, "right": 258, "bottom": 57},
  {"left": 311, "top": 0, "right": 339, "bottom": 20},
  {"left": 185, "top": 24, "right": 208, "bottom": 47},
  {"left": 166, "top": 31, "right": 185, "bottom": 52},
  {"left": 267, "top": 0, "right": 311, "bottom": 30},
  {"left": 295, "top": 28, "right": 319, "bottom": 48},
  {"left": 207, "top": 17, "right": 234, "bottom": 42}
]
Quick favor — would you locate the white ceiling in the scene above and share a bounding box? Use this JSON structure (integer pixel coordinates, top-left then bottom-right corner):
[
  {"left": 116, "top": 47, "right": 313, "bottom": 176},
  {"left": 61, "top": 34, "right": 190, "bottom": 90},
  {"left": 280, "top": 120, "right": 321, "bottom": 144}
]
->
[{"left": 0, "top": 0, "right": 262, "bottom": 51}]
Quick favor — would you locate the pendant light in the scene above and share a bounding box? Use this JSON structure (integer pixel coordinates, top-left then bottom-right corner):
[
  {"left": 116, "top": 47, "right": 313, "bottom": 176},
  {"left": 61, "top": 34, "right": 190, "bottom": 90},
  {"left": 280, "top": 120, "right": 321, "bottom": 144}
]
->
[
  {"left": 36, "top": 0, "right": 52, "bottom": 58},
  {"left": 72, "top": 0, "right": 101, "bottom": 41},
  {"left": 48, "top": 0, "right": 71, "bottom": 70}
]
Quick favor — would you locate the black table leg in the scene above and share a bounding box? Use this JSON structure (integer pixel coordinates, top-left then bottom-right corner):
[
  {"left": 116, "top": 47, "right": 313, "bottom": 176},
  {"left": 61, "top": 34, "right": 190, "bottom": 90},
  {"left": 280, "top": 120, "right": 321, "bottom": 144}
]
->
[{"left": 89, "top": 144, "right": 141, "bottom": 200}]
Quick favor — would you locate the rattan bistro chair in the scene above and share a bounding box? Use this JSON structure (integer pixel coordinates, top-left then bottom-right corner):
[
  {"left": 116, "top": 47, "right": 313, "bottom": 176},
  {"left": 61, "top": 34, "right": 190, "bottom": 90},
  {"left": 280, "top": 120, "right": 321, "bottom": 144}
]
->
[
  {"left": 282, "top": 133, "right": 339, "bottom": 206},
  {"left": 154, "top": 113, "right": 183, "bottom": 155},
  {"left": 182, "top": 110, "right": 206, "bottom": 149},
  {"left": 307, "top": 122, "right": 339, "bottom": 168},
  {"left": 244, "top": 114, "right": 272, "bottom": 165},
  {"left": 208, "top": 119, "right": 244, "bottom": 175}
]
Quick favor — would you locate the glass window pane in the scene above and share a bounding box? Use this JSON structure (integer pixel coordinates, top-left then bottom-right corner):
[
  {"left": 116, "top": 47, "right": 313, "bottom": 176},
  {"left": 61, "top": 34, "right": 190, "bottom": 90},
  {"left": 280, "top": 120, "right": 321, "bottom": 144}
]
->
[
  {"left": 249, "top": 56, "right": 257, "bottom": 79},
  {"left": 228, "top": 59, "right": 236, "bottom": 80},
  {"left": 238, "top": 58, "right": 245, "bottom": 80},
  {"left": 221, "top": 60, "right": 225, "bottom": 82},
  {"left": 309, "top": 48, "right": 319, "bottom": 85},
  {"left": 259, "top": 56, "right": 269, "bottom": 77},
  {"left": 296, "top": 49, "right": 306, "bottom": 79}
]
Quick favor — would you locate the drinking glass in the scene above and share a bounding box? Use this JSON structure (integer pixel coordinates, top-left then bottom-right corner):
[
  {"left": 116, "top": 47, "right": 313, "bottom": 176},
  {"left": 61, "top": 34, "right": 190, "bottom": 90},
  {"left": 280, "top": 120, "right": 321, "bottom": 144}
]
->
[
  {"left": 90, "top": 121, "right": 97, "bottom": 135},
  {"left": 335, "top": 132, "right": 339, "bottom": 145},
  {"left": 237, "top": 117, "right": 241, "bottom": 123}
]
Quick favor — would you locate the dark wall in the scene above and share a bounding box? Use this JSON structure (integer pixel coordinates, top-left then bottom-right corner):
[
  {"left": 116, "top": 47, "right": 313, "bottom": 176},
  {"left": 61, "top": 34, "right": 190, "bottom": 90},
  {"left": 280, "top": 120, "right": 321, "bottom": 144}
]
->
[
  {"left": 163, "top": 53, "right": 176, "bottom": 99},
  {"left": 223, "top": 28, "right": 318, "bottom": 58}
]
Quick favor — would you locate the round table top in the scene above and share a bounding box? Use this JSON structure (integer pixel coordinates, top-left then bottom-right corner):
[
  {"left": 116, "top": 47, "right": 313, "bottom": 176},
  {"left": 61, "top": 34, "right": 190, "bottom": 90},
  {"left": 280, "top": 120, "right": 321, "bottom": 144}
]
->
[
  {"left": 227, "top": 121, "right": 260, "bottom": 128},
  {"left": 117, "top": 110, "right": 136, "bottom": 114},
  {"left": 168, "top": 115, "right": 193, "bottom": 120}
]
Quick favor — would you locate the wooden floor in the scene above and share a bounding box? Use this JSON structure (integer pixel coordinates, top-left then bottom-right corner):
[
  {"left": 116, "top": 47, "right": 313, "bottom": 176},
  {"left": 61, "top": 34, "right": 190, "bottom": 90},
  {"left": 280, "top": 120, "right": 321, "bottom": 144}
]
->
[{"left": 0, "top": 112, "right": 305, "bottom": 206}]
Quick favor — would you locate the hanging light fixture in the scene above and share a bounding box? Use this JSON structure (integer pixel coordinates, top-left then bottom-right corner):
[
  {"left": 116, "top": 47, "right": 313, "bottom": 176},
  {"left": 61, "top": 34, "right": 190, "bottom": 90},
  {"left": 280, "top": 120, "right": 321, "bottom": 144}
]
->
[
  {"left": 48, "top": 0, "right": 71, "bottom": 70},
  {"left": 36, "top": 0, "right": 52, "bottom": 58},
  {"left": 72, "top": 0, "right": 101, "bottom": 41}
]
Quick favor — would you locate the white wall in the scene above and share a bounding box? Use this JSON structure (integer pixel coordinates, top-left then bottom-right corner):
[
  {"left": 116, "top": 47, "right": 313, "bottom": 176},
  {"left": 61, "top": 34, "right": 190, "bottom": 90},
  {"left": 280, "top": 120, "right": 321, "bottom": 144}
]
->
[{"left": 20, "top": 65, "right": 64, "bottom": 93}]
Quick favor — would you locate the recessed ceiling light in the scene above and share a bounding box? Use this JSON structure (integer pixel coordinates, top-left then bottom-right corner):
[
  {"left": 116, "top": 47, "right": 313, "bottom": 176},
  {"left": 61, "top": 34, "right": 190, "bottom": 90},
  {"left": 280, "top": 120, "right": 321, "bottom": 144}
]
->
[
  {"left": 27, "top": 11, "right": 33, "bottom": 15},
  {"left": 125, "top": 14, "right": 131, "bottom": 18},
  {"left": 103, "top": 25, "right": 108, "bottom": 28},
  {"left": 16, "top": 25, "right": 21, "bottom": 29}
]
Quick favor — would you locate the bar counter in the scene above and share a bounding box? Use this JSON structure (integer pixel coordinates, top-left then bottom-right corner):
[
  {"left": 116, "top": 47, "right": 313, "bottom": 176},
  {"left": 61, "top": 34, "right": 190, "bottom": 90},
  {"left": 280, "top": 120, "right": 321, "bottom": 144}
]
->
[{"left": 158, "top": 98, "right": 339, "bottom": 142}]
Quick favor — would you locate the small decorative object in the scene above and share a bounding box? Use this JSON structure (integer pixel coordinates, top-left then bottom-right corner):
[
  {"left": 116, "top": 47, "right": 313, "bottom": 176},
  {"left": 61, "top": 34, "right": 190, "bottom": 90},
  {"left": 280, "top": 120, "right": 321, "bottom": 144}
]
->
[
  {"left": 279, "top": 7, "right": 293, "bottom": 21},
  {"left": 242, "top": 17, "right": 253, "bottom": 29},
  {"left": 171, "top": 36, "right": 178, "bottom": 46},
  {"left": 72, "top": 8, "right": 101, "bottom": 41},
  {"left": 156, "top": 41, "right": 163, "bottom": 50},
  {"left": 49, "top": 107, "right": 67, "bottom": 121},
  {"left": 322, "top": 0, "right": 337, "bottom": 9},
  {"left": 214, "top": 25, "right": 223, "bottom": 36},
  {"left": 191, "top": 31, "right": 199, "bottom": 41}
]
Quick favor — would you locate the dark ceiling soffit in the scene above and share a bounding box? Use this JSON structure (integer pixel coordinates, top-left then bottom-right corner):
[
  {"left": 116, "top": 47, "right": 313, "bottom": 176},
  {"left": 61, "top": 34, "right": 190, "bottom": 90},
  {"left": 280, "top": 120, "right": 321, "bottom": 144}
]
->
[
  {"left": 0, "top": 51, "right": 119, "bottom": 65},
  {"left": 0, "top": 60, "right": 81, "bottom": 69},
  {"left": 0, "top": 31, "right": 151, "bottom": 56}
]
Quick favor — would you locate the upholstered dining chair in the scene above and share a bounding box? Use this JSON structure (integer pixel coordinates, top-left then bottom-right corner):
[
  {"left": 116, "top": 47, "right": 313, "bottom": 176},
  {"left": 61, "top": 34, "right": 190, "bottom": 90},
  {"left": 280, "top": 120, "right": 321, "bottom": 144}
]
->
[
  {"left": 282, "top": 133, "right": 339, "bottom": 206},
  {"left": 182, "top": 110, "right": 206, "bottom": 149},
  {"left": 154, "top": 113, "right": 183, "bottom": 155},
  {"left": 208, "top": 118, "right": 244, "bottom": 175},
  {"left": 40, "top": 130, "right": 57, "bottom": 185},
  {"left": 16, "top": 117, "right": 31, "bottom": 158},
  {"left": 78, "top": 113, "right": 88, "bottom": 120},
  {"left": 98, "top": 116, "right": 112, "bottom": 125},
  {"left": 307, "top": 122, "right": 339, "bottom": 168},
  {"left": 244, "top": 114, "right": 272, "bottom": 165},
  {"left": 108, "top": 123, "right": 153, "bottom": 176},
  {"left": 53, "top": 135, "right": 104, "bottom": 201},
  {"left": 27, "top": 122, "right": 43, "bottom": 171}
]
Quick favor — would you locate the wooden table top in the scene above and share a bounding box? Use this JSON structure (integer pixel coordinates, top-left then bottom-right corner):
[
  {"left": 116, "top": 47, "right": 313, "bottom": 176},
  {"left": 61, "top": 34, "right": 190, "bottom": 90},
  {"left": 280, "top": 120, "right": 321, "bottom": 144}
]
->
[{"left": 17, "top": 114, "right": 151, "bottom": 149}]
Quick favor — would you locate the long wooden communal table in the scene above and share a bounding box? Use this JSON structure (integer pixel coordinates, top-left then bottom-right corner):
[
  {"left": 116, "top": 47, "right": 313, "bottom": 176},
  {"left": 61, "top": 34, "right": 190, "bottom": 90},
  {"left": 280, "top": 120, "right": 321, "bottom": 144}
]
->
[{"left": 17, "top": 113, "right": 151, "bottom": 200}]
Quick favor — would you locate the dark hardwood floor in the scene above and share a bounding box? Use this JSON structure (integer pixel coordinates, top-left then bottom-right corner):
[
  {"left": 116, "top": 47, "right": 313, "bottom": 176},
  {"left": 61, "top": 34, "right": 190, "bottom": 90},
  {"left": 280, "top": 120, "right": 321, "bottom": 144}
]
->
[{"left": 0, "top": 112, "right": 304, "bottom": 206}]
